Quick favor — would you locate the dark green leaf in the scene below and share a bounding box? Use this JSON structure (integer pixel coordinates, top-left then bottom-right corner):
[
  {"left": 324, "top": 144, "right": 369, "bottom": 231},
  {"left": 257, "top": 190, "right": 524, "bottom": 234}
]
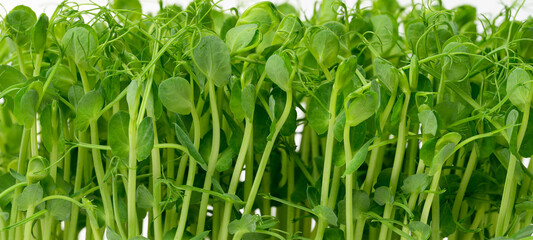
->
[
  {"left": 0, "top": 65, "right": 26, "bottom": 93},
  {"left": 136, "top": 185, "right": 153, "bottom": 209},
  {"left": 76, "top": 90, "right": 104, "bottom": 131},
  {"left": 241, "top": 84, "right": 256, "bottom": 119},
  {"left": 215, "top": 148, "right": 236, "bottom": 172},
  {"left": 309, "top": 82, "right": 332, "bottom": 135},
  {"left": 32, "top": 14, "right": 49, "bottom": 52},
  {"left": 136, "top": 117, "right": 154, "bottom": 161},
  {"left": 108, "top": 111, "right": 130, "bottom": 160},
  {"left": 343, "top": 137, "right": 374, "bottom": 176},
  {"left": 174, "top": 123, "right": 207, "bottom": 170}
]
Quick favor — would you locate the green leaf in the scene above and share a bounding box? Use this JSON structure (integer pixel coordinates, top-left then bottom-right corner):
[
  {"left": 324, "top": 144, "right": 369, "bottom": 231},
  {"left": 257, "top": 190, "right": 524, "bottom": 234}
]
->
[
  {"left": 9, "top": 169, "right": 26, "bottom": 183},
  {"left": 136, "top": 185, "right": 153, "bottom": 209},
  {"left": 324, "top": 228, "right": 344, "bottom": 240},
  {"left": 345, "top": 91, "right": 378, "bottom": 126},
  {"left": 129, "top": 237, "right": 150, "bottom": 240},
  {"left": 49, "top": 199, "right": 71, "bottom": 221},
  {"left": 401, "top": 174, "right": 430, "bottom": 194},
  {"left": 408, "top": 221, "right": 430, "bottom": 240},
  {"left": 158, "top": 77, "right": 193, "bottom": 115},
  {"left": 373, "top": 186, "right": 393, "bottom": 206},
  {"left": 0, "top": 65, "right": 26, "bottom": 92},
  {"left": 32, "top": 14, "right": 49, "bottom": 52},
  {"left": 506, "top": 67, "right": 531, "bottom": 112},
  {"left": 108, "top": 111, "right": 130, "bottom": 160},
  {"left": 428, "top": 143, "right": 455, "bottom": 176},
  {"left": 225, "top": 24, "right": 259, "bottom": 54},
  {"left": 68, "top": 85, "right": 85, "bottom": 108},
  {"left": 241, "top": 84, "right": 256, "bottom": 119},
  {"left": 353, "top": 191, "right": 370, "bottom": 217},
  {"left": 228, "top": 214, "right": 257, "bottom": 234},
  {"left": 16, "top": 183, "right": 43, "bottom": 211},
  {"left": 127, "top": 80, "right": 138, "bottom": 114},
  {"left": 76, "top": 90, "right": 104, "bottom": 131},
  {"left": 20, "top": 88, "right": 38, "bottom": 128},
  {"left": 370, "top": 14, "right": 397, "bottom": 54},
  {"left": 442, "top": 42, "right": 470, "bottom": 82},
  {"left": 190, "top": 231, "right": 210, "bottom": 240},
  {"left": 335, "top": 56, "right": 359, "bottom": 90},
  {"left": 420, "top": 138, "right": 437, "bottom": 166},
  {"left": 418, "top": 110, "right": 438, "bottom": 136},
  {"left": 308, "top": 28, "right": 339, "bottom": 68},
  {"left": 343, "top": 137, "right": 374, "bottom": 177},
  {"left": 106, "top": 227, "right": 122, "bottom": 240},
  {"left": 61, "top": 26, "right": 97, "bottom": 69},
  {"left": 273, "top": 15, "right": 304, "bottom": 48},
  {"left": 112, "top": 0, "right": 142, "bottom": 21},
  {"left": 309, "top": 82, "right": 332, "bottom": 135},
  {"left": 511, "top": 225, "right": 533, "bottom": 239},
  {"left": 374, "top": 58, "right": 398, "bottom": 93},
  {"left": 174, "top": 123, "right": 208, "bottom": 170},
  {"left": 312, "top": 205, "right": 338, "bottom": 226},
  {"left": 265, "top": 54, "right": 291, "bottom": 91},
  {"left": 136, "top": 117, "right": 154, "bottom": 161},
  {"left": 215, "top": 148, "right": 236, "bottom": 172},
  {"left": 515, "top": 201, "right": 533, "bottom": 212},
  {"left": 307, "top": 186, "right": 321, "bottom": 208},
  {"left": 406, "top": 22, "right": 425, "bottom": 50},
  {"left": 40, "top": 104, "right": 64, "bottom": 153},
  {"left": 230, "top": 81, "right": 245, "bottom": 122},
  {"left": 5, "top": 5, "right": 36, "bottom": 47},
  {"left": 193, "top": 36, "right": 231, "bottom": 87}
]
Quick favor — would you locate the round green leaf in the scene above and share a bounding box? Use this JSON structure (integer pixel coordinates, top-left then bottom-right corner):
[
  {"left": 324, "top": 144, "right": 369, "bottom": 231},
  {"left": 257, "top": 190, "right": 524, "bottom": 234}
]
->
[
  {"left": 5, "top": 5, "right": 37, "bottom": 47},
  {"left": 61, "top": 26, "right": 97, "bottom": 70},
  {"left": 76, "top": 90, "right": 103, "bottom": 131},
  {"left": 158, "top": 77, "right": 193, "bottom": 115},
  {"left": 193, "top": 36, "right": 231, "bottom": 87}
]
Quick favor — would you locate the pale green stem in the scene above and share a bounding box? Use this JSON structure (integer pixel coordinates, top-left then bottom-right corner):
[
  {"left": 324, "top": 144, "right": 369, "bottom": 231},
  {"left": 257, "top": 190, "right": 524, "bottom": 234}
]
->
[
  {"left": 219, "top": 119, "right": 253, "bottom": 240},
  {"left": 378, "top": 93, "right": 410, "bottom": 240},
  {"left": 344, "top": 124, "right": 354, "bottom": 240},
  {"left": 175, "top": 105, "right": 201, "bottom": 240},
  {"left": 196, "top": 80, "right": 222, "bottom": 234}
]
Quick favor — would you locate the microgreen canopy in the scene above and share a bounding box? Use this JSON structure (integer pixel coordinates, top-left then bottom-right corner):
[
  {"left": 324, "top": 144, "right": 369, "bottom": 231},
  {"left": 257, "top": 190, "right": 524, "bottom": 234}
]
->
[{"left": 0, "top": 1, "right": 532, "bottom": 240}]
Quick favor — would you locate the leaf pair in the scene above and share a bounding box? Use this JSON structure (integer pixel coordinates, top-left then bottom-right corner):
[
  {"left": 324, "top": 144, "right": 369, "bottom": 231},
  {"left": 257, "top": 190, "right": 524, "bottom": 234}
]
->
[{"left": 108, "top": 112, "right": 154, "bottom": 161}]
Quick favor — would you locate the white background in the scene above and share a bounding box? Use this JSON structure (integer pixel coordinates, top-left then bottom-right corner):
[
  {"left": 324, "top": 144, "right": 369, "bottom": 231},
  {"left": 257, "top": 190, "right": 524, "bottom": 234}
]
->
[{"left": 1, "top": 0, "right": 531, "bottom": 239}]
